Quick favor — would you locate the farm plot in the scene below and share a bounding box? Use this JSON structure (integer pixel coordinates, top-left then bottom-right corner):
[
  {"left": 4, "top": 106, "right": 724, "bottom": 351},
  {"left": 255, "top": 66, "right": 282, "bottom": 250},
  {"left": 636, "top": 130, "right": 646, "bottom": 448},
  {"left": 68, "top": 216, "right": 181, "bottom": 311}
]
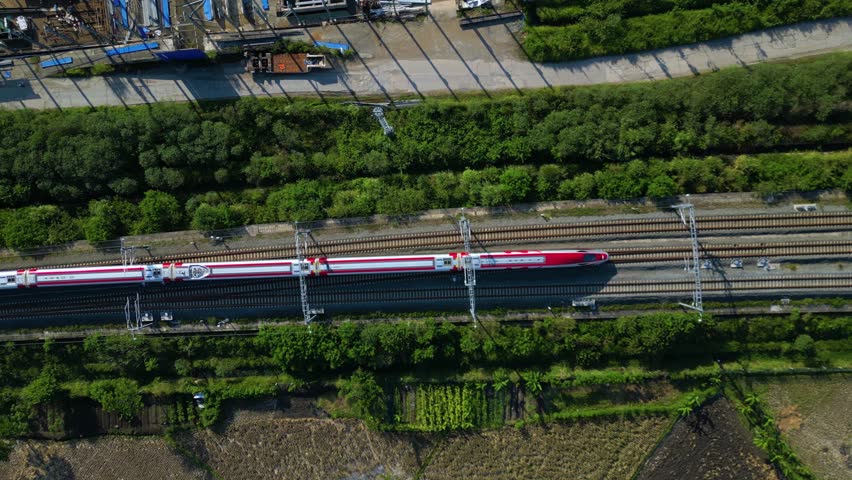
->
[
  {"left": 180, "top": 417, "right": 425, "bottom": 480},
  {"left": 636, "top": 396, "right": 778, "bottom": 480},
  {"left": 420, "top": 416, "right": 670, "bottom": 480},
  {"left": 750, "top": 374, "right": 852, "bottom": 480},
  {"left": 178, "top": 413, "right": 669, "bottom": 480},
  {"left": 0, "top": 436, "right": 207, "bottom": 480}
]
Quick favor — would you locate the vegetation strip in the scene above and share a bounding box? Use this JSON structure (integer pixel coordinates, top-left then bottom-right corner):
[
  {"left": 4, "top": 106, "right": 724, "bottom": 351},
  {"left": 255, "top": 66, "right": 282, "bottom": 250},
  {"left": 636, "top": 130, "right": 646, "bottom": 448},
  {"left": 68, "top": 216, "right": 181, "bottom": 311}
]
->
[
  {"left": 523, "top": 0, "right": 852, "bottom": 61},
  {"left": 1, "top": 311, "right": 849, "bottom": 435},
  {"left": 1, "top": 53, "right": 850, "bottom": 249}
]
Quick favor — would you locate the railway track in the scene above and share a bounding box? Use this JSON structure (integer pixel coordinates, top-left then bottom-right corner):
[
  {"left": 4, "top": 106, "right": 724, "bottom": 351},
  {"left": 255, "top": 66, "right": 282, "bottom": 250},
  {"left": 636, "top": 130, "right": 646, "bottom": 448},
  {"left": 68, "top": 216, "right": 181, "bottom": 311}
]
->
[
  {"left": 4, "top": 274, "right": 850, "bottom": 319},
  {"left": 24, "top": 212, "right": 852, "bottom": 269},
  {"left": 609, "top": 240, "right": 852, "bottom": 263}
]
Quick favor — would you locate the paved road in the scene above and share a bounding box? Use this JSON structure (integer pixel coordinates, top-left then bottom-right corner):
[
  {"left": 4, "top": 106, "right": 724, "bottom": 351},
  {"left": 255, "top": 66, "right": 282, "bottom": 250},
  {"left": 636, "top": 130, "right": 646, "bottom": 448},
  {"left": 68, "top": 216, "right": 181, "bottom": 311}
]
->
[{"left": 1, "top": 12, "right": 850, "bottom": 110}]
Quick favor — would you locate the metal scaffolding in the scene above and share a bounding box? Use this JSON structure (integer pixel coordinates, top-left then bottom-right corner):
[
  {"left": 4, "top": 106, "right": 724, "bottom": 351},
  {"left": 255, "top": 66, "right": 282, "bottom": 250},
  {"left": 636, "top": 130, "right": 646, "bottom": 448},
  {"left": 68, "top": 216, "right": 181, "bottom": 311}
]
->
[
  {"left": 459, "top": 210, "right": 477, "bottom": 324},
  {"left": 295, "top": 228, "right": 323, "bottom": 324},
  {"left": 673, "top": 201, "right": 704, "bottom": 320}
]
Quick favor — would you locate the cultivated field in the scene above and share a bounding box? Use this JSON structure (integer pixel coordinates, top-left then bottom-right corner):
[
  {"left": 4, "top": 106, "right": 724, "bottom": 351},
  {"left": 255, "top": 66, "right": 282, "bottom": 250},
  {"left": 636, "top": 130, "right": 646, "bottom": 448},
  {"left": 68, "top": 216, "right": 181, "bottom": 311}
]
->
[
  {"left": 0, "top": 436, "right": 207, "bottom": 480},
  {"left": 636, "top": 397, "right": 779, "bottom": 480},
  {"left": 751, "top": 374, "right": 852, "bottom": 480},
  {"left": 420, "top": 417, "right": 669, "bottom": 480},
  {"left": 178, "top": 412, "right": 670, "bottom": 480}
]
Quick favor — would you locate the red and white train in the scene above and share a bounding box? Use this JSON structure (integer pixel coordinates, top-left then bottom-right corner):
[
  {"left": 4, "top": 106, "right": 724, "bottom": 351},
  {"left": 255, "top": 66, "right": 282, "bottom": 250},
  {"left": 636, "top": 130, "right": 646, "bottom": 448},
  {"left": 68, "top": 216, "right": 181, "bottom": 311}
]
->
[{"left": 0, "top": 250, "right": 608, "bottom": 290}]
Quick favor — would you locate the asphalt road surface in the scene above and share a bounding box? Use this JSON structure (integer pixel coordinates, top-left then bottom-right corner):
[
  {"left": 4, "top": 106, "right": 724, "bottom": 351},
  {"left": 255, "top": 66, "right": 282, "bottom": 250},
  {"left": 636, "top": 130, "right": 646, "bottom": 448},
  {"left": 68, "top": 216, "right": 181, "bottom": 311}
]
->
[{"left": 1, "top": 14, "right": 850, "bottom": 110}]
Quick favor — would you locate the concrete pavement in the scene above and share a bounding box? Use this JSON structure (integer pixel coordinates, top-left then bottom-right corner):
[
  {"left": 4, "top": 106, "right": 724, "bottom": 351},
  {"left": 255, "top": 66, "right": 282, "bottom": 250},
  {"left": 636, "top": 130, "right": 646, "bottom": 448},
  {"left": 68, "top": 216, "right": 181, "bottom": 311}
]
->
[{"left": 1, "top": 10, "right": 850, "bottom": 110}]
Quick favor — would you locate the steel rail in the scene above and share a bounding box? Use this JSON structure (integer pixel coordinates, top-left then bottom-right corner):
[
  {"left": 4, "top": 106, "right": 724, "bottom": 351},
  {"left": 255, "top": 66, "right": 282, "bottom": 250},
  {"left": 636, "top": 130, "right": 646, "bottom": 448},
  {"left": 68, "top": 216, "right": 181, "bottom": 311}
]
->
[
  {"left": 19, "top": 212, "right": 852, "bottom": 269},
  {"left": 4, "top": 275, "right": 850, "bottom": 320}
]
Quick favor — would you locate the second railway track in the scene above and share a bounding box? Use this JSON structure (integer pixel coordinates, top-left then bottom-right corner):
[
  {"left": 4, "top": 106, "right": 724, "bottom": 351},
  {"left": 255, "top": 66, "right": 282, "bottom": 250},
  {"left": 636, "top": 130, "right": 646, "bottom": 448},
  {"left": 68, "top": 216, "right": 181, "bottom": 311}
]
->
[{"left": 23, "top": 211, "right": 852, "bottom": 269}]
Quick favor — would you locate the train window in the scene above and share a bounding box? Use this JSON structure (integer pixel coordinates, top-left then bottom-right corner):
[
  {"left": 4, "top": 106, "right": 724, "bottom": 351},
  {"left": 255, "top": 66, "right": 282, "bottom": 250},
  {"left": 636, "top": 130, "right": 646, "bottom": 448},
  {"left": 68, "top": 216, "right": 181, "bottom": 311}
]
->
[
  {"left": 583, "top": 253, "right": 597, "bottom": 262},
  {"left": 442, "top": 258, "right": 452, "bottom": 266}
]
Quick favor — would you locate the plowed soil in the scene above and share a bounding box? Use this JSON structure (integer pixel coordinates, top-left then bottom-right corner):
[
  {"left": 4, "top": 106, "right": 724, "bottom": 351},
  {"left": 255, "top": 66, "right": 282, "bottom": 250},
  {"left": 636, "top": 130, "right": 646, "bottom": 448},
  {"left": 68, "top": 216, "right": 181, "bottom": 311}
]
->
[
  {"left": 636, "top": 396, "right": 778, "bottom": 480},
  {"left": 178, "top": 413, "right": 669, "bottom": 480},
  {"left": 0, "top": 436, "right": 208, "bottom": 480}
]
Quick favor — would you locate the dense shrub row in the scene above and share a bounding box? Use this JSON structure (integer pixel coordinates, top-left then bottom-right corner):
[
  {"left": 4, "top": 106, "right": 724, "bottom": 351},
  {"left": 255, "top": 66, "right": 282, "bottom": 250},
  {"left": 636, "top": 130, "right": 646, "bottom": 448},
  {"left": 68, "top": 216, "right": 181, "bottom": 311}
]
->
[
  {"left": 1, "top": 149, "right": 849, "bottom": 249},
  {"left": 529, "top": 0, "right": 730, "bottom": 26},
  {"left": 0, "top": 54, "right": 849, "bottom": 249},
  {"left": 0, "top": 54, "right": 848, "bottom": 211},
  {"left": 1, "top": 312, "right": 848, "bottom": 435},
  {"left": 524, "top": 0, "right": 852, "bottom": 61}
]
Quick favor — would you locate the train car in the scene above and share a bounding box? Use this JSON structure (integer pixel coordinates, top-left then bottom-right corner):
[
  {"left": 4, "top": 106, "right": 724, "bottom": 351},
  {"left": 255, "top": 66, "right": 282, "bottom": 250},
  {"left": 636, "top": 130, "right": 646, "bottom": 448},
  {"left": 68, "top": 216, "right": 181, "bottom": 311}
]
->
[
  {"left": 0, "top": 270, "right": 18, "bottom": 290},
  {"left": 10, "top": 265, "right": 165, "bottom": 288},
  {"left": 318, "top": 254, "right": 455, "bottom": 276},
  {"left": 2, "top": 250, "right": 609, "bottom": 289},
  {"left": 472, "top": 250, "right": 608, "bottom": 269},
  {"left": 162, "top": 260, "right": 297, "bottom": 282}
]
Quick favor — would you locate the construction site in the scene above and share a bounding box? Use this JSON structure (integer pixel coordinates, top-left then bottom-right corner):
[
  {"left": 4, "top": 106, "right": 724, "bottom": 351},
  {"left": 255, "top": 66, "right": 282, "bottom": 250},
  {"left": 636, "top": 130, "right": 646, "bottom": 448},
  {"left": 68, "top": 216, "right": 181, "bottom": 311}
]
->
[{"left": 0, "top": 0, "right": 440, "bottom": 54}]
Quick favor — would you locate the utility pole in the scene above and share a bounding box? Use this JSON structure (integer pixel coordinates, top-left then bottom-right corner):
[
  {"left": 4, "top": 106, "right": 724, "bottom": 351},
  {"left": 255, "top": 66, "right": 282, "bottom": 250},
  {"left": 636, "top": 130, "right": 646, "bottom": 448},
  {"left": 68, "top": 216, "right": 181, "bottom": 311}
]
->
[{"left": 673, "top": 199, "right": 703, "bottom": 320}]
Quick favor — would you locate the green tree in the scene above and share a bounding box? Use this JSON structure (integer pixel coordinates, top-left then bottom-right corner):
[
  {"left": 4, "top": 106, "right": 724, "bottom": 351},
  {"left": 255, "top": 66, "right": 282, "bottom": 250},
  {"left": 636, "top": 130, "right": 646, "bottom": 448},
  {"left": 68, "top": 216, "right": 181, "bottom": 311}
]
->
[
  {"left": 2, "top": 205, "right": 79, "bottom": 250},
  {"left": 20, "top": 367, "right": 59, "bottom": 407},
  {"left": 559, "top": 172, "right": 596, "bottom": 200},
  {"left": 646, "top": 174, "right": 679, "bottom": 198},
  {"left": 536, "top": 164, "right": 564, "bottom": 200},
  {"left": 264, "top": 180, "right": 329, "bottom": 222},
  {"left": 191, "top": 203, "right": 244, "bottom": 231},
  {"left": 84, "top": 198, "right": 138, "bottom": 243},
  {"left": 375, "top": 187, "right": 428, "bottom": 215},
  {"left": 88, "top": 378, "right": 144, "bottom": 420},
  {"left": 339, "top": 370, "right": 385, "bottom": 427},
  {"left": 499, "top": 167, "right": 533, "bottom": 203},
  {"left": 133, "top": 191, "right": 183, "bottom": 234}
]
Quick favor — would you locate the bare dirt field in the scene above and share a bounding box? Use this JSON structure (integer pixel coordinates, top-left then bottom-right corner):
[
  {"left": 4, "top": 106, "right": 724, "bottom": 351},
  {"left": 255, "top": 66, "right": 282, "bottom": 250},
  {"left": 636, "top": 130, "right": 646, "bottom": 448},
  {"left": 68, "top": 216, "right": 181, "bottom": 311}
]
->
[
  {"left": 636, "top": 396, "right": 779, "bottom": 480},
  {"left": 179, "top": 413, "right": 670, "bottom": 480},
  {"left": 0, "top": 436, "right": 208, "bottom": 480},
  {"left": 751, "top": 374, "right": 852, "bottom": 480}
]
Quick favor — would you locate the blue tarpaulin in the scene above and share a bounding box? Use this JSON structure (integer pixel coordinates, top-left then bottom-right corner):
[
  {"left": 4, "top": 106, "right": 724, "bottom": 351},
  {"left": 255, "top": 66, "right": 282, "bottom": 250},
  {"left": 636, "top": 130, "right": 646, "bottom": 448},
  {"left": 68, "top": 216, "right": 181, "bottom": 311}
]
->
[
  {"left": 106, "top": 42, "right": 160, "bottom": 56},
  {"left": 118, "top": 0, "right": 129, "bottom": 28},
  {"left": 261, "top": 0, "right": 269, "bottom": 10},
  {"left": 203, "top": 0, "right": 214, "bottom": 20},
  {"left": 155, "top": 49, "right": 207, "bottom": 61},
  {"left": 315, "top": 41, "right": 350, "bottom": 52},
  {"left": 39, "top": 57, "right": 73, "bottom": 68},
  {"left": 161, "top": 0, "right": 172, "bottom": 27}
]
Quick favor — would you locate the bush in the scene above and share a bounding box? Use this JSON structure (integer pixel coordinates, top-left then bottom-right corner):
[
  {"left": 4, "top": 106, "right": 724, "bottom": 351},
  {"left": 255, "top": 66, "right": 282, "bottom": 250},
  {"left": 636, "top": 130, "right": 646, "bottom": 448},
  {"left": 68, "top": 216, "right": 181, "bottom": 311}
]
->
[
  {"left": 525, "top": 0, "right": 852, "bottom": 61},
  {"left": 90, "top": 63, "right": 116, "bottom": 76},
  {"left": 88, "top": 378, "right": 144, "bottom": 420},
  {"left": 133, "top": 191, "right": 183, "bottom": 234},
  {"left": 2, "top": 205, "right": 79, "bottom": 250},
  {"left": 339, "top": 370, "right": 386, "bottom": 427}
]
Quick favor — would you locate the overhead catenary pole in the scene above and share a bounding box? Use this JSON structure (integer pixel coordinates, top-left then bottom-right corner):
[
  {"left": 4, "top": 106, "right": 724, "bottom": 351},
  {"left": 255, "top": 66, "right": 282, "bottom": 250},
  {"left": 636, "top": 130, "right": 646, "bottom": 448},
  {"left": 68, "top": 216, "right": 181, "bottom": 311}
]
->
[
  {"left": 672, "top": 199, "right": 703, "bottom": 320},
  {"left": 459, "top": 209, "right": 477, "bottom": 325},
  {"left": 295, "top": 226, "right": 323, "bottom": 324}
]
